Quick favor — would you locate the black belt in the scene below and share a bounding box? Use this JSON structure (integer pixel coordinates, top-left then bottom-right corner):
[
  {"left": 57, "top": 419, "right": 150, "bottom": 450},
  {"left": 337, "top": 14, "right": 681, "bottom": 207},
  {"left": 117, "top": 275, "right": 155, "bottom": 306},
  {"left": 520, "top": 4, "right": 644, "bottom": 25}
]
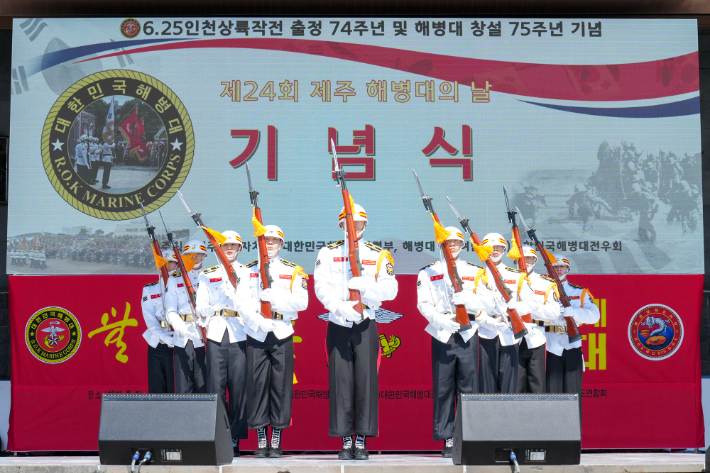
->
[{"left": 533, "top": 320, "right": 546, "bottom": 327}]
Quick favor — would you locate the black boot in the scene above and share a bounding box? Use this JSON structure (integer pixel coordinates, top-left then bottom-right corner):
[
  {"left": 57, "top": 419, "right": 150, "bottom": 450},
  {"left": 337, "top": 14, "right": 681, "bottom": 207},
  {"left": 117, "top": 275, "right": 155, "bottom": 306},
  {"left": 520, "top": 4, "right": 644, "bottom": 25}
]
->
[
  {"left": 232, "top": 438, "right": 240, "bottom": 457},
  {"left": 338, "top": 436, "right": 354, "bottom": 460},
  {"left": 354, "top": 435, "right": 369, "bottom": 460},
  {"left": 442, "top": 437, "right": 453, "bottom": 458},
  {"left": 268, "top": 428, "right": 283, "bottom": 458},
  {"left": 254, "top": 427, "right": 268, "bottom": 458}
]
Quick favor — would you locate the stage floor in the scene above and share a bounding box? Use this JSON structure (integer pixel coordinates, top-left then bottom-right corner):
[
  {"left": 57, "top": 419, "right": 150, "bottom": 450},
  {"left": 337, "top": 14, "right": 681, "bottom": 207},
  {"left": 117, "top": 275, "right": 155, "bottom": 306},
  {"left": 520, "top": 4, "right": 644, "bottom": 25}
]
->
[{"left": 0, "top": 453, "right": 704, "bottom": 473}]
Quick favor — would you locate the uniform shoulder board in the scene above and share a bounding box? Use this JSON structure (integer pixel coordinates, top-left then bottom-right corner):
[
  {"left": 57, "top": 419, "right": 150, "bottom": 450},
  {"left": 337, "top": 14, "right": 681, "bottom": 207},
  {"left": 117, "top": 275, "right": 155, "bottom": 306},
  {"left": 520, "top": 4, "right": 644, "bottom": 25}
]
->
[
  {"left": 465, "top": 261, "right": 483, "bottom": 269},
  {"left": 327, "top": 240, "right": 345, "bottom": 249},
  {"left": 569, "top": 283, "right": 584, "bottom": 290},
  {"left": 540, "top": 274, "right": 555, "bottom": 282},
  {"left": 507, "top": 267, "right": 523, "bottom": 274},
  {"left": 144, "top": 281, "right": 159, "bottom": 287},
  {"left": 172, "top": 271, "right": 182, "bottom": 278},
  {"left": 203, "top": 265, "right": 219, "bottom": 274},
  {"left": 280, "top": 259, "right": 297, "bottom": 268},
  {"left": 419, "top": 262, "right": 436, "bottom": 271},
  {"left": 364, "top": 241, "right": 384, "bottom": 252},
  {"left": 245, "top": 260, "right": 258, "bottom": 268}
]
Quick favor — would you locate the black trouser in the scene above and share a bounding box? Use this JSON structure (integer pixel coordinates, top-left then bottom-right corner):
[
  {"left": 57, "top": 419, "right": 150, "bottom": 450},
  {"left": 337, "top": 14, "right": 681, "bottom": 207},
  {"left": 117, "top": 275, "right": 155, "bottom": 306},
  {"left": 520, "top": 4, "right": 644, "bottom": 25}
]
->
[
  {"left": 517, "top": 339, "right": 546, "bottom": 393},
  {"left": 246, "top": 333, "right": 294, "bottom": 430},
  {"left": 101, "top": 161, "right": 112, "bottom": 185},
  {"left": 77, "top": 164, "right": 91, "bottom": 183},
  {"left": 90, "top": 161, "right": 99, "bottom": 181},
  {"left": 479, "top": 336, "right": 519, "bottom": 394},
  {"left": 207, "top": 331, "right": 248, "bottom": 440},
  {"left": 148, "top": 342, "right": 175, "bottom": 393},
  {"left": 432, "top": 332, "right": 479, "bottom": 441},
  {"left": 174, "top": 340, "right": 206, "bottom": 394},
  {"left": 326, "top": 318, "right": 379, "bottom": 437},
  {"left": 546, "top": 348, "right": 583, "bottom": 395}
]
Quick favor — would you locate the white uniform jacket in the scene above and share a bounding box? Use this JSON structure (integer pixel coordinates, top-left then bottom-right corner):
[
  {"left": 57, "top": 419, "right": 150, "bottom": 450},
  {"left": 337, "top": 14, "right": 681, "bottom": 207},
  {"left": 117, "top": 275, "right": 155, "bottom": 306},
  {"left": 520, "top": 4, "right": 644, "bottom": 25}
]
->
[
  {"left": 476, "top": 264, "right": 538, "bottom": 347},
  {"left": 141, "top": 278, "right": 173, "bottom": 348},
  {"left": 314, "top": 240, "right": 398, "bottom": 328},
  {"left": 545, "top": 280, "right": 600, "bottom": 356},
  {"left": 102, "top": 142, "right": 114, "bottom": 162},
  {"left": 195, "top": 262, "right": 253, "bottom": 344},
  {"left": 520, "top": 271, "right": 561, "bottom": 349},
  {"left": 165, "top": 268, "right": 203, "bottom": 348},
  {"left": 242, "top": 256, "right": 309, "bottom": 342},
  {"left": 89, "top": 146, "right": 100, "bottom": 163},
  {"left": 416, "top": 259, "right": 496, "bottom": 344},
  {"left": 75, "top": 143, "right": 89, "bottom": 167}
]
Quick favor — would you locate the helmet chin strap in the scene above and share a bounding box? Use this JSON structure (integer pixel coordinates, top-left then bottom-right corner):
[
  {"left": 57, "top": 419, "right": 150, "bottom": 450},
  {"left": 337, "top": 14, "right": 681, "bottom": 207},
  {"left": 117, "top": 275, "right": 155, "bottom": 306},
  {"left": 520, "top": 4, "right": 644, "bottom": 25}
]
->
[{"left": 450, "top": 249, "right": 461, "bottom": 260}]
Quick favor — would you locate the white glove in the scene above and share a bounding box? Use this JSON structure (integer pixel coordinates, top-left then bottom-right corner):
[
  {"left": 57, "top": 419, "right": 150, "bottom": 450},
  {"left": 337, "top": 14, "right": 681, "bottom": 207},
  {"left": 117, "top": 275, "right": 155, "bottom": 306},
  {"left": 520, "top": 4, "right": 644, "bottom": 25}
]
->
[
  {"left": 562, "top": 306, "right": 577, "bottom": 319},
  {"left": 184, "top": 323, "right": 200, "bottom": 339},
  {"left": 506, "top": 299, "right": 520, "bottom": 311},
  {"left": 159, "top": 331, "right": 173, "bottom": 345},
  {"left": 335, "top": 300, "right": 362, "bottom": 322},
  {"left": 210, "top": 303, "right": 225, "bottom": 313},
  {"left": 451, "top": 291, "right": 473, "bottom": 307},
  {"left": 260, "top": 288, "right": 275, "bottom": 303},
  {"left": 348, "top": 277, "right": 374, "bottom": 297},
  {"left": 258, "top": 317, "right": 277, "bottom": 332},
  {"left": 434, "top": 312, "right": 460, "bottom": 333}
]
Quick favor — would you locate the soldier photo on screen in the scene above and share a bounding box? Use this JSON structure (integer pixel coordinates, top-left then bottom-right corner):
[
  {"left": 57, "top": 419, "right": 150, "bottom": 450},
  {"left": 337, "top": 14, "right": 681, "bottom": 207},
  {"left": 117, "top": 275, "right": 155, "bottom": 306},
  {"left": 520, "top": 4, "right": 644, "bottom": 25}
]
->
[
  {"left": 416, "top": 226, "right": 496, "bottom": 457},
  {"left": 141, "top": 250, "right": 177, "bottom": 393},
  {"left": 241, "top": 225, "right": 308, "bottom": 458},
  {"left": 195, "top": 231, "right": 255, "bottom": 457},
  {"left": 314, "top": 204, "right": 398, "bottom": 460}
]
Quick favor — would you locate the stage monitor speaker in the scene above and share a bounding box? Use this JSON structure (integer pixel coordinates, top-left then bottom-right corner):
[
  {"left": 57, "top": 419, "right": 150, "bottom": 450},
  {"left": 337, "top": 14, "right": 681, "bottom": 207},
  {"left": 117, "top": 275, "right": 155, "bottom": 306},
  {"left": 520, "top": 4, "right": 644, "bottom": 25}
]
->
[
  {"left": 98, "top": 393, "right": 233, "bottom": 465},
  {"left": 453, "top": 393, "right": 581, "bottom": 466}
]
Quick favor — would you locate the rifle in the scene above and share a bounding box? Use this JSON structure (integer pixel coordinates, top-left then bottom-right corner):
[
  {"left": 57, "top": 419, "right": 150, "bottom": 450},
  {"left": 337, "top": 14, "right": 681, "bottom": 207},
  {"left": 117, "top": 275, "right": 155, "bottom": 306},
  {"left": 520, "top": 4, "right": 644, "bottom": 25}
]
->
[
  {"left": 177, "top": 190, "right": 239, "bottom": 291},
  {"left": 503, "top": 186, "right": 531, "bottom": 323},
  {"left": 412, "top": 171, "right": 471, "bottom": 331},
  {"left": 331, "top": 138, "right": 364, "bottom": 317},
  {"left": 246, "top": 162, "right": 274, "bottom": 320},
  {"left": 516, "top": 208, "right": 582, "bottom": 343},
  {"left": 140, "top": 203, "right": 170, "bottom": 288},
  {"left": 446, "top": 196, "right": 528, "bottom": 339},
  {"left": 159, "top": 209, "right": 206, "bottom": 345}
]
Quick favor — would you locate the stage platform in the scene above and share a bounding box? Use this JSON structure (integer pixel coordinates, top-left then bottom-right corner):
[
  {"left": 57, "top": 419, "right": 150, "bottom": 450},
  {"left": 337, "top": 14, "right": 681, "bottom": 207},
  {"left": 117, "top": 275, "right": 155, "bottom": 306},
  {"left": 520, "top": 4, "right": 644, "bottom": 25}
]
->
[{"left": 0, "top": 453, "right": 704, "bottom": 473}]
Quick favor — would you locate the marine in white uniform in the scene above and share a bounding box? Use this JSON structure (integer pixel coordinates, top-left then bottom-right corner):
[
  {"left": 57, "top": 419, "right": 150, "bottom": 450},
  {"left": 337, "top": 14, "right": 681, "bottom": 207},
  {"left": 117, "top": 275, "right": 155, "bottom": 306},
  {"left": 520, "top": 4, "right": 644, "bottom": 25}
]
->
[
  {"left": 89, "top": 137, "right": 101, "bottom": 184},
  {"left": 100, "top": 139, "right": 115, "bottom": 189},
  {"left": 416, "top": 227, "right": 496, "bottom": 458},
  {"left": 75, "top": 135, "right": 91, "bottom": 182},
  {"left": 514, "top": 246, "right": 561, "bottom": 393},
  {"left": 195, "top": 231, "right": 255, "bottom": 457},
  {"left": 314, "top": 204, "right": 398, "bottom": 460},
  {"left": 165, "top": 239, "right": 207, "bottom": 394},
  {"left": 141, "top": 250, "right": 177, "bottom": 393},
  {"left": 242, "top": 225, "right": 308, "bottom": 458},
  {"left": 475, "top": 233, "right": 538, "bottom": 394},
  {"left": 545, "top": 254, "right": 600, "bottom": 396}
]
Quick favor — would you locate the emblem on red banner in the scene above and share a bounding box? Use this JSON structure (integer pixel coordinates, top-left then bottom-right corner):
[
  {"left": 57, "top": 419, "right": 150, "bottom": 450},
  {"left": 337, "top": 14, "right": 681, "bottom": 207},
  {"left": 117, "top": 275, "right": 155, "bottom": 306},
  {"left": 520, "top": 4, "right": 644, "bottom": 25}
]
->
[
  {"left": 628, "top": 303, "right": 684, "bottom": 361},
  {"left": 25, "top": 307, "right": 82, "bottom": 364}
]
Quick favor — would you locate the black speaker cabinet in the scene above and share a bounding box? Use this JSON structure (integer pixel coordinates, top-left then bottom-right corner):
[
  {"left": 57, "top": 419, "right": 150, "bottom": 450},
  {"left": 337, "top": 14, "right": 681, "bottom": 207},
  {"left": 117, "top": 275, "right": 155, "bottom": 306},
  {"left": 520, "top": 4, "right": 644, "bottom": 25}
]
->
[
  {"left": 453, "top": 393, "right": 581, "bottom": 465},
  {"left": 98, "top": 393, "right": 233, "bottom": 465}
]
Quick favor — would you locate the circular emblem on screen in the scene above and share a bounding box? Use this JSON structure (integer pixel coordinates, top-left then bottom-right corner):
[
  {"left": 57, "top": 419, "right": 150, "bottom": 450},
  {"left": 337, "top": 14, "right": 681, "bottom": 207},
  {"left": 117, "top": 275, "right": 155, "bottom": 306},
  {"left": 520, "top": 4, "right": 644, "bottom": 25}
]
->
[
  {"left": 120, "top": 19, "right": 141, "bottom": 38},
  {"left": 41, "top": 70, "right": 193, "bottom": 220},
  {"left": 25, "top": 307, "right": 82, "bottom": 364},
  {"left": 628, "top": 304, "right": 683, "bottom": 361}
]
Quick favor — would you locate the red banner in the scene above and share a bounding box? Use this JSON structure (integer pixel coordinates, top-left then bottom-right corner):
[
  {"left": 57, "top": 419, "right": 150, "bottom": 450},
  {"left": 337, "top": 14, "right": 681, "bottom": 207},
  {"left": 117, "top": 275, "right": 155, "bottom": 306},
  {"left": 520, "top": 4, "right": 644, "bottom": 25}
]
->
[{"left": 8, "top": 274, "right": 704, "bottom": 451}]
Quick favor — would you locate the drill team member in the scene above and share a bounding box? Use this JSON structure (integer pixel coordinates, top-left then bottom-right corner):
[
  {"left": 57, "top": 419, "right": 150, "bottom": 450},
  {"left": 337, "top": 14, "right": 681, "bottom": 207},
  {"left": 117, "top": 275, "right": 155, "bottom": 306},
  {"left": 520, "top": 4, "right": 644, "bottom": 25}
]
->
[
  {"left": 242, "top": 225, "right": 308, "bottom": 458},
  {"left": 141, "top": 250, "right": 177, "bottom": 393},
  {"left": 195, "top": 231, "right": 254, "bottom": 457},
  {"left": 314, "top": 204, "right": 398, "bottom": 460},
  {"left": 165, "top": 239, "right": 207, "bottom": 394},
  {"left": 89, "top": 137, "right": 101, "bottom": 184},
  {"left": 515, "top": 246, "right": 561, "bottom": 393},
  {"left": 417, "top": 227, "right": 496, "bottom": 457},
  {"left": 545, "top": 255, "right": 600, "bottom": 396},
  {"left": 476, "top": 233, "right": 538, "bottom": 394},
  {"left": 75, "top": 135, "right": 90, "bottom": 182},
  {"left": 100, "top": 138, "right": 114, "bottom": 189}
]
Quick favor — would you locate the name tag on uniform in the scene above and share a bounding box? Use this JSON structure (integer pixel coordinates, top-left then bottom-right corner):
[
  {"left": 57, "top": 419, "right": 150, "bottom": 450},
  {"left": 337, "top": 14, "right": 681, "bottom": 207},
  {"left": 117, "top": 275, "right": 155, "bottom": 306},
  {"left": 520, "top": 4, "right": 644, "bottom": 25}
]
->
[
  {"left": 570, "top": 296, "right": 580, "bottom": 300},
  {"left": 534, "top": 290, "right": 546, "bottom": 295},
  {"left": 334, "top": 257, "right": 348, "bottom": 262},
  {"left": 362, "top": 260, "right": 376, "bottom": 265},
  {"left": 177, "top": 283, "right": 184, "bottom": 288},
  {"left": 462, "top": 276, "right": 475, "bottom": 281},
  {"left": 250, "top": 273, "right": 259, "bottom": 278},
  {"left": 503, "top": 279, "right": 516, "bottom": 284},
  {"left": 210, "top": 278, "right": 222, "bottom": 283},
  {"left": 430, "top": 275, "right": 444, "bottom": 281},
  {"left": 279, "top": 274, "right": 292, "bottom": 280},
  {"left": 150, "top": 294, "right": 161, "bottom": 299}
]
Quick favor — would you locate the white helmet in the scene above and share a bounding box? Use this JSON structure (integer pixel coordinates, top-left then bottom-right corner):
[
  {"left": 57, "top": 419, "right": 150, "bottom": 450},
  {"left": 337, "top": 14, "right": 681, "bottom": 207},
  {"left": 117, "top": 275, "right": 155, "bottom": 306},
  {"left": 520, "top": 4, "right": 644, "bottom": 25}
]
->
[
  {"left": 162, "top": 250, "right": 178, "bottom": 263},
  {"left": 182, "top": 239, "right": 207, "bottom": 254},
  {"left": 522, "top": 245, "right": 538, "bottom": 261},
  {"left": 339, "top": 204, "right": 368, "bottom": 224},
  {"left": 481, "top": 233, "right": 508, "bottom": 251},
  {"left": 80, "top": 134, "right": 88, "bottom": 141},
  {"left": 551, "top": 253, "right": 571, "bottom": 271},
  {"left": 220, "top": 231, "right": 242, "bottom": 246},
  {"left": 443, "top": 226, "right": 465, "bottom": 242},
  {"left": 263, "top": 225, "right": 284, "bottom": 243}
]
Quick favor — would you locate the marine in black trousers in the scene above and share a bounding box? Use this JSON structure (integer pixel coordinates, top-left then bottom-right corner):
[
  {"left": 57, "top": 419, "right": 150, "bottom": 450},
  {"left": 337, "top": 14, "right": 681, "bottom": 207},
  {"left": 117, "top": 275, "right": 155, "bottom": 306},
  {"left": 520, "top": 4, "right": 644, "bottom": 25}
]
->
[
  {"left": 246, "top": 333, "right": 294, "bottom": 430},
  {"left": 479, "top": 336, "right": 519, "bottom": 393},
  {"left": 326, "top": 318, "right": 379, "bottom": 438},
  {"left": 207, "top": 331, "right": 248, "bottom": 440},
  {"left": 517, "top": 338, "right": 546, "bottom": 393},
  {"left": 432, "top": 332, "right": 479, "bottom": 441},
  {"left": 546, "top": 347, "right": 583, "bottom": 395},
  {"left": 174, "top": 340, "right": 206, "bottom": 394},
  {"left": 147, "top": 342, "right": 174, "bottom": 393}
]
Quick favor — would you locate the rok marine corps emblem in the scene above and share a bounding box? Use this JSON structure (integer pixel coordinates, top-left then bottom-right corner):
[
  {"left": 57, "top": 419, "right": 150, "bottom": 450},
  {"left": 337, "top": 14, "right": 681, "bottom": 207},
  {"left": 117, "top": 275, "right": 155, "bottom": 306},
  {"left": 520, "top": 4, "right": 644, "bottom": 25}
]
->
[
  {"left": 628, "top": 304, "right": 683, "bottom": 361},
  {"left": 41, "top": 70, "right": 194, "bottom": 220},
  {"left": 26, "top": 307, "right": 82, "bottom": 363}
]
